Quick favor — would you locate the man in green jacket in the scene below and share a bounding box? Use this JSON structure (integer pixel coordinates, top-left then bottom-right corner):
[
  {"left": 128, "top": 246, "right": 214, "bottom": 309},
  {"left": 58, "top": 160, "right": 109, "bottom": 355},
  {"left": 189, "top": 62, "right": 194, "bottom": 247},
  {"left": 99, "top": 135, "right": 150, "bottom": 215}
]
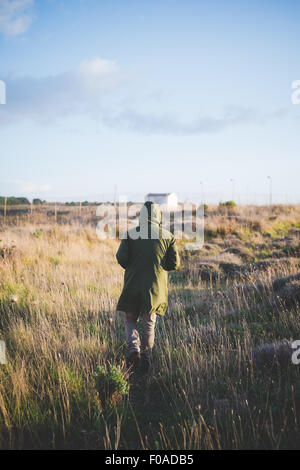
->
[{"left": 116, "top": 201, "right": 180, "bottom": 373}]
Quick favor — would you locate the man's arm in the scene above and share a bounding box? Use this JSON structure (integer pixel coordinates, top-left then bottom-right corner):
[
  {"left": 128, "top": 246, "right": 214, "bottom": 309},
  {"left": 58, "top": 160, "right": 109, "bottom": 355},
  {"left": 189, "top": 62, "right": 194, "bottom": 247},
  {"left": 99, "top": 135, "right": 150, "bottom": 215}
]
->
[
  {"left": 163, "top": 238, "right": 180, "bottom": 271},
  {"left": 116, "top": 237, "right": 130, "bottom": 269}
]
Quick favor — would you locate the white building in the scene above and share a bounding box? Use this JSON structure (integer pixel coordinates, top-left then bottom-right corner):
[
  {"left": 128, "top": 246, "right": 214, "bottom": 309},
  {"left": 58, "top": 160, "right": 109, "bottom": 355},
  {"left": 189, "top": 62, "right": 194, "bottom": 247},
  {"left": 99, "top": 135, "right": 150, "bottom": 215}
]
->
[{"left": 145, "top": 192, "right": 178, "bottom": 210}]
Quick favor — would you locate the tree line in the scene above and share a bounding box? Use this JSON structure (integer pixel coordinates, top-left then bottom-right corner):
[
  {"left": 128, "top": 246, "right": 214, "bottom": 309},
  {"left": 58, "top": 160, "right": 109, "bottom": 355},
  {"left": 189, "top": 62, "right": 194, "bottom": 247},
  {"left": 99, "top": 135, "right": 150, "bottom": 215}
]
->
[{"left": 0, "top": 197, "right": 46, "bottom": 205}]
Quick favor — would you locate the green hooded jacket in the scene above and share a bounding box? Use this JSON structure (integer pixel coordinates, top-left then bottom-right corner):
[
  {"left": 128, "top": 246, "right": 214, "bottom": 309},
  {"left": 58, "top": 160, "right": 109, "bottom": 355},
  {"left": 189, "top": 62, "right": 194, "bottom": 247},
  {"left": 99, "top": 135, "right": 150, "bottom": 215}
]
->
[{"left": 116, "top": 201, "right": 180, "bottom": 316}]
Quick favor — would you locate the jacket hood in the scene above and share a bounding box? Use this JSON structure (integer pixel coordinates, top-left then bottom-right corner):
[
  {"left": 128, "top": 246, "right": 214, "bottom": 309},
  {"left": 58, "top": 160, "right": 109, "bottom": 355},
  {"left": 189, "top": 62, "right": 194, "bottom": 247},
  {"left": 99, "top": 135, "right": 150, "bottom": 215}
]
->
[{"left": 139, "top": 201, "right": 162, "bottom": 226}]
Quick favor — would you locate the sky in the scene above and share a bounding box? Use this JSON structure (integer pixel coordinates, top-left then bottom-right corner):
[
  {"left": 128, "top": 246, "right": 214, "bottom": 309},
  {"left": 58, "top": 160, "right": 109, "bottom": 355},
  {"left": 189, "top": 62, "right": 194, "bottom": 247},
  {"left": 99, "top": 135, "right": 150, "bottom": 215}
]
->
[{"left": 0, "top": 0, "right": 299, "bottom": 204}]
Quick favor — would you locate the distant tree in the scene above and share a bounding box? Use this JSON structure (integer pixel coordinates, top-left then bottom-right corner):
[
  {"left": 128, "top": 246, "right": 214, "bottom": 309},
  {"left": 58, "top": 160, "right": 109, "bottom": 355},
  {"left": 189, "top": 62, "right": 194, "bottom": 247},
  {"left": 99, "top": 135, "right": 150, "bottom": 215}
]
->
[
  {"left": 16, "top": 197, "right": 30, "bottom": 205},
  {"left": 0, "top": 196, "right": 30, "bottom": 205},
  {"left": 33, "top": 198, "right": 44, "bottom": 205},
  {"left": 219, "top": 200, "right": 237, "bottom": 208}
]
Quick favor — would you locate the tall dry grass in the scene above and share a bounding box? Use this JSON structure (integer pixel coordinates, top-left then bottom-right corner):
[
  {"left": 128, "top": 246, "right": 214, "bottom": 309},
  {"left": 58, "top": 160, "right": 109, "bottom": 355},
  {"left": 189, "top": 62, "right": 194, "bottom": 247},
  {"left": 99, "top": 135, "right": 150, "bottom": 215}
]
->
[{"left": 0, "top": 205, "right": 299, "bottom": 449}]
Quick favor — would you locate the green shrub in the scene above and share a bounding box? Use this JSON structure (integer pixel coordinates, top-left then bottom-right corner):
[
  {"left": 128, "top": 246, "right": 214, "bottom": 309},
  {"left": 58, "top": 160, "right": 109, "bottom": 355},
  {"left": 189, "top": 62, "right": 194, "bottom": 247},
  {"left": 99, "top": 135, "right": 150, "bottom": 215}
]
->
[
  {"left": 94, "top": 364, "right": 129, "bottom": 409},
  {"left": 94, "top": 364, "right": 129, "bottom": 396},
  {"left": 32, "top": 229, "right": 44, "bottom": 238},
  {"left": 48, "top": 256, "right": 60, "bottom": 266},
  {"left": 219, "top": 200, "right": 237, "bottom": 208}
]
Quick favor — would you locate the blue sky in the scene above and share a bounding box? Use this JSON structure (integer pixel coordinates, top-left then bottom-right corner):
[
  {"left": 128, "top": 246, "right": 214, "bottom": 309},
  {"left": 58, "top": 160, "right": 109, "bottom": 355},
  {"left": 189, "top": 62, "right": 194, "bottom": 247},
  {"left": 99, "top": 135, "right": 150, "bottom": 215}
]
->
[{"left": 0, "top": 0, "right": 299, "bottom": 203}]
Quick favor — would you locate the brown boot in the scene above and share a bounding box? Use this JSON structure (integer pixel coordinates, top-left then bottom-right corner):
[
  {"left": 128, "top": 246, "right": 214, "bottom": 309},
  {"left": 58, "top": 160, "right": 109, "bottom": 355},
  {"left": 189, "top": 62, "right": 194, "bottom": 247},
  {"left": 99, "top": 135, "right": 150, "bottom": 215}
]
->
[
  {"left": 140, "top": 354, "right": 152, "bottom": 375},
  {"left": 128, "top": 351, "right": 141, "bottom": 370}
]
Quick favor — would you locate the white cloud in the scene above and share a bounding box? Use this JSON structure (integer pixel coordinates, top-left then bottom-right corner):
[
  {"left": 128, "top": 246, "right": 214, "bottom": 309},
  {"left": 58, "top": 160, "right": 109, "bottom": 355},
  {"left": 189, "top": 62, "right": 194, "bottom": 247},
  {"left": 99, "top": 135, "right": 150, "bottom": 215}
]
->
[
  {"left": 13, "top": 181, "right": 52, "bottom": 193},
  {"left": 0, "top": 57, "right": 290, "bottom": 135},
  {"left": 78, "top": 58, "right": 118, "bottom": 78},
  {"left": 76, "top": 58, "right": 119, "bottom": 95},
  {"left": 0, "top": 0, "right": 34, "bottom": 37},
  {"left": 0, "top": 57, "right": 121, "bottom": 124},
  {"left": 101, "top": 106, "right": 284, "bottom": 136},
  {"left": 21, "top": 183, "right": 52, "bottom": 193}
]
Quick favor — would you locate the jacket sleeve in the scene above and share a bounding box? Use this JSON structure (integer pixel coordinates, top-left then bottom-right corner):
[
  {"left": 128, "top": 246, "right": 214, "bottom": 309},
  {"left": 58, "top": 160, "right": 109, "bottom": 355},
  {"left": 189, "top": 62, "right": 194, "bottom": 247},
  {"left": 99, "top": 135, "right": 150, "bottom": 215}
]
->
[
  {"left": 163, "top": 238, "right": 180, "bottom": 271},
  {"left": 116, "top": 237, "right": 130, "bottom": 269}
]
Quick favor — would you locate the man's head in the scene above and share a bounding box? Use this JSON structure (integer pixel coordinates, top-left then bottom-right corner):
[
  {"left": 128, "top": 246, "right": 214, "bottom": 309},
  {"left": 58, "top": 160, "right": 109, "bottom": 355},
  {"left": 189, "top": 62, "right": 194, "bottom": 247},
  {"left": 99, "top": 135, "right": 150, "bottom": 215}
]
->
[{"left": 139, "top": 201, "right": 162, "bottom": 226}]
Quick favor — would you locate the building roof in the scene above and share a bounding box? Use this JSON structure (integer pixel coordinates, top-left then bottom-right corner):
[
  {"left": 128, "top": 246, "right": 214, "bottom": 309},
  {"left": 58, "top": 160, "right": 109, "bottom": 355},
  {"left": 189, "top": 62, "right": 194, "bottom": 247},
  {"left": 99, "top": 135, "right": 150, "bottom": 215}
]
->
[{"left": 146, "top": 193, "right": 175, "bottom": 197}]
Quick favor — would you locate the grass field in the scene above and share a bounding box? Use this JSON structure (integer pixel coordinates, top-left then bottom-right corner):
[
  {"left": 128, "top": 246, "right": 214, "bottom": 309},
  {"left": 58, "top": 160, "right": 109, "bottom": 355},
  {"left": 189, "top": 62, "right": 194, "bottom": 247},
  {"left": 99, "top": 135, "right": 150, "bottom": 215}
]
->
[{"left": 0, "top": 203, "right": 300, "bottom": 449}]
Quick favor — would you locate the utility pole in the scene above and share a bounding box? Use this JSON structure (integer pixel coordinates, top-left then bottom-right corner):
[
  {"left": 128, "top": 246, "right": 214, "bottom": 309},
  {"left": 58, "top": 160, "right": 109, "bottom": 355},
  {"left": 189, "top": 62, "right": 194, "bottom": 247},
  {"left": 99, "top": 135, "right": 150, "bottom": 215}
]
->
[
  {"left": 200, "top": 181, "right": 204, "bottom": 205},
  {"left": 114, "top": 185, "right": 117, "bottom": 208},
  {"left": 267, "top": 176, "right": 272, "bottom": 206},
  {"left": 4, "top": 197, "right": 7, "bottom": 224},
  {"left": 230, "top": 178, "right": 235, "bottom": 202}
]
